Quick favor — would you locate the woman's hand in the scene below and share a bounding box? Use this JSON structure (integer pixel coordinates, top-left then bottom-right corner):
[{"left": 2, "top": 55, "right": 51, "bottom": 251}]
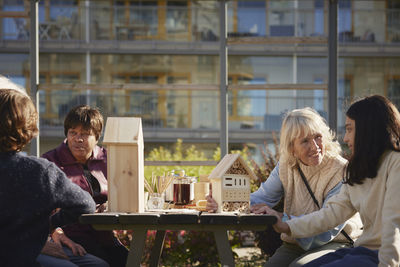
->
[
  {"left": 251, "top": 204, "right": 282, "bottom": 218},
  {"left": 250, "top": 205, "right": 291, "bottom": 234},
  {"left": 250, "top": 203, "right": 268, "bottom": 213},
  {"left": 205, "top": 194, "right": 218, "bottom": 213},
  {"left": 41, "top": 240, "right": 69, "bottom": 259},
  {"left": 52, "top": 228, "right": 87, "bottom": 256},
  {"left": 96, "top": 202, "right": 108, "bottom": 213}
]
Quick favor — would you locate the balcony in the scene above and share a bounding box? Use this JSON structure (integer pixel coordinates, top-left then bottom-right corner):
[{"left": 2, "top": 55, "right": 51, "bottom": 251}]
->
[
  {"left": 2, "top": 3, "right": 400, "bottom": 57},
  {"left": 3, "top": 4, "right": 400, "bottom": 57},
  {"left": 37, "top": 86, "right": 337, "bottom": 145}
]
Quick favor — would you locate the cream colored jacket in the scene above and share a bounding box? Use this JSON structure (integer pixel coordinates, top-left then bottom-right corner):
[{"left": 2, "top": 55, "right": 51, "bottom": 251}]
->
[
  {"left": 280, "top": 154, "right": 362, "bottom": 244},
  {"left": 287, "top": 151, "right": 400, "bottom": 267}
]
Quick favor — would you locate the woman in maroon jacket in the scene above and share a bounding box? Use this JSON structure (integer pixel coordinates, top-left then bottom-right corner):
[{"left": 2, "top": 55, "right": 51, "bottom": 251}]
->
[{"left": 42, "top": 105, "right": 128, "bottom": 267}]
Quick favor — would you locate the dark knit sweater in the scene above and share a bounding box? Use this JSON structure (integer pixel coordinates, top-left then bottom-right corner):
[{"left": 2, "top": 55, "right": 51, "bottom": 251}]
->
[{"left": 0, "top": 151, "right": 96, "bottom": 267}]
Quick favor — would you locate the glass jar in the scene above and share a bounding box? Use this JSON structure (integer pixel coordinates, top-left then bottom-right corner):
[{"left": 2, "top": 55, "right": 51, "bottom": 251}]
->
[
  {"left": 147, "top": 192, "right": 164, "bottom": 210},
  {"left": 173, "top": 176, "right": 196, "bottom": 205}
]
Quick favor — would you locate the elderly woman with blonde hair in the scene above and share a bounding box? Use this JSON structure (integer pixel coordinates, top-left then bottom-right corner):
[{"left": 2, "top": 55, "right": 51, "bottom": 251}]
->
[{"left": 207, "top": 107, "right": 363, "bottom": 267}]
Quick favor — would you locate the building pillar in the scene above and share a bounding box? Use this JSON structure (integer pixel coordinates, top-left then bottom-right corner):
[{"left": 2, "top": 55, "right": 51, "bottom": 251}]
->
[
  {"left": 30, "top": 0, "right": 39, "bottom": 156},
  {"left": 219, "top": 0, "right": 228, "bottom": 157},
  {"left": 328, "top": 0, "right": 338, "bottom": 133}
]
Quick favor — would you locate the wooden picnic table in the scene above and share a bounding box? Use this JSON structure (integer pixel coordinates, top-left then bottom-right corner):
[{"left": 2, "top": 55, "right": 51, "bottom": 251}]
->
[{"left": 80, "top": 211, "right": 276, "bottom": 267}]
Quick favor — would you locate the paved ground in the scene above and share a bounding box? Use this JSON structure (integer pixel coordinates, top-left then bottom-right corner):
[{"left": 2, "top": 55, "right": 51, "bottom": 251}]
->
[
  {"left": 234, "top": 246, "right": 262, "bottom": 258},
  {"left": 233, "top": 246, "right": 267, "bottom": 266}
]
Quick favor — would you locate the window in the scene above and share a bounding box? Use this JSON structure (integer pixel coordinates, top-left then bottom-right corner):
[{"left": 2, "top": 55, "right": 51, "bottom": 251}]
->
[
  {"left": 387, "top": 77, "right": 400, "bottom": 109},
  {"left": 191, "top": 1, "right": 219, "bottom": 41},
  {"left": 38, "top": 53, "right": 84, "bottom": 124},
  {"left": 237, "top": 1, "right": 266, "bottom": 36},
  {"left": 38, "top": 0, "right": 79, "bottom": 40},
  {"left": 130, "top": 1, "right": 158, "bottom": 37},
  {"left": 387, "top": 0, "right": 400, "bottom": 42},
  {"left": 231, "top": 77, "right": 267, "bottom": 118},
  {"left": 114, "top": 0, "right": 158, "bottom": 40},
  {"left": 228, "top": 75, "right": 267, "bottom": 130},
  {"left": 39, "top": 72, "right": 80, "bottom": 123},
  {"left": 314, "top": 0, "right": 324, "bottom": 36},
  {"left": 167, "top": 1, "right": 188, "bottom": 37},
  {"left": 338, "top": 0, "right": 352, "bottom": 42},
  {"left": 0, "top": 53, "right": 29, "bottom": 89},
  {"left": 268, "top": 1, "right": 295, "bottom": 37},
  {"left": 114, "top": 74, "right": 158, "bottom": 116},
  {"left": 2, "top": 0, "right": 26, "bottom": 40},
  {"left": 338, "top": 77, "right": 352, "bottom": 130},
  {"left": 313, "top": 78, "right": 326, "bottom": 116}
]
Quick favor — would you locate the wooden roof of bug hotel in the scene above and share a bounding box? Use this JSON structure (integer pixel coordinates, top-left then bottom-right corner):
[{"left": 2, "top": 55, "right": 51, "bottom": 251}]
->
[{"left": 208, "top": 153, "right": 257, "bottom": 181}]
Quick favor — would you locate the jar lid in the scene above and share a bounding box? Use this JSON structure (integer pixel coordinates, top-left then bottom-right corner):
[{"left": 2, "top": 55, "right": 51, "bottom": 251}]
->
[{"left": 174, "top": 176, "right": 197, "bottom": 184}]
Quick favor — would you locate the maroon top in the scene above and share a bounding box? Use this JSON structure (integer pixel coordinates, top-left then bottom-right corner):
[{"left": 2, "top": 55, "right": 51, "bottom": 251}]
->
[{"left": 42, "top": 140, "right": 116, "bottom": 246}]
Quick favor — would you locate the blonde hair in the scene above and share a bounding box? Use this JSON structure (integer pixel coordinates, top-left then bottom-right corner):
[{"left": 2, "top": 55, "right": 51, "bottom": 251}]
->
[{"left": 279, "top": 107, "right": 341, "bottom": 166}]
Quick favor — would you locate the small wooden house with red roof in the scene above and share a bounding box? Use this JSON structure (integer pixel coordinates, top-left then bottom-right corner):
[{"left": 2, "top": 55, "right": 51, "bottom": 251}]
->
[{"left": 209, "top": 153, "right": 257, "bottom": 213}]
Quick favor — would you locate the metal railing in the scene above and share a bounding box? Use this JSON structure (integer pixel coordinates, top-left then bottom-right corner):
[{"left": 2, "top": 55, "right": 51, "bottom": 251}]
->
[
  {"left": 7, "top": 3, "right": 400, "bottom": 44},
  {"left": 38, "top": 88, "right": 336, "bottom": 134},
  {"left": 3, "top": 4, "right": 400, "bottom": 44},
  {"left": 1, "top": 1, "right": 400, "bottom": 43}
]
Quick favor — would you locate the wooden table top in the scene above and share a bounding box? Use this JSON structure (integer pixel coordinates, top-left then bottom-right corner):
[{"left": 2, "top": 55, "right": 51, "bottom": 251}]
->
[{"left": 80, "top": 211, "right": 277, "bottom": 227}]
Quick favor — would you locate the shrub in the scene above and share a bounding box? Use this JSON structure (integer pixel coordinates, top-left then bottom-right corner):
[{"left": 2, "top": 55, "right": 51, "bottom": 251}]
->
[{"left": 144, "top": 138, "right": 219, "bottom": 178}]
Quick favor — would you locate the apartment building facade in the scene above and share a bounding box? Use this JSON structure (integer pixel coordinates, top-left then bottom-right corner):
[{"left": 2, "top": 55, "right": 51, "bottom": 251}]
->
[{"left": 1, "top": 0, "right": 400, "bottom": 157}]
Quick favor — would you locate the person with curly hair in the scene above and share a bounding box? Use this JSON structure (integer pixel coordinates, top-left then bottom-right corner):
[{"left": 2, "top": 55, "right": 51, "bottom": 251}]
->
[{"left": 0, "top": 79, "right": 96, "bottom": 267}]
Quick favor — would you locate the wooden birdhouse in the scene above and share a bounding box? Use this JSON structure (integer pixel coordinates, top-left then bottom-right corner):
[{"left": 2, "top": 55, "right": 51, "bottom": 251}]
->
[
  {"left": 103, "top": 117, "right": 144, "bottom": 213},
  {"left": 209, "top": 154, "right": 257, "bottom": 213}
]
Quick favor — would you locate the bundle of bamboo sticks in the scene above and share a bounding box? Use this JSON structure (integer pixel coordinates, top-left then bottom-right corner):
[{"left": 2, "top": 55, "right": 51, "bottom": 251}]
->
[{"left": 144, "top": 172, "right": 175, "bottom": 194}]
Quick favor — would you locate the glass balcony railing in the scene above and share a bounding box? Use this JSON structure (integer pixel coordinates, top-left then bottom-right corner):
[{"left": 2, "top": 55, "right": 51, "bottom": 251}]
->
[
  {"left": 1, "top": 4, "right": 219, "bottom": 42},
  {"left": 38, "top": 89, "right": 220, "bottom": 130},
  {"left": 38, "top": 89, "right": 335, "bottom": 135},
  {"left": 2, "top": 17, "right": 29, "bottom": 40},
  {"left": 36, "top": 88, "right": 400, "bottom": 146},
  {"left": 387, "top": 9, "right": 400, "bottom": 43},
  {"left": 2, "top": 3, "right": 400, "bottom": 45},
  {"left": 90, "top": 4, "right": 220, "bottom": 42},
  {"left": 228, "top": 6, "right": 326, "bottom": 38},
  {"left": 1, "top": 12, "right": 83, "bottom": 41}
]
